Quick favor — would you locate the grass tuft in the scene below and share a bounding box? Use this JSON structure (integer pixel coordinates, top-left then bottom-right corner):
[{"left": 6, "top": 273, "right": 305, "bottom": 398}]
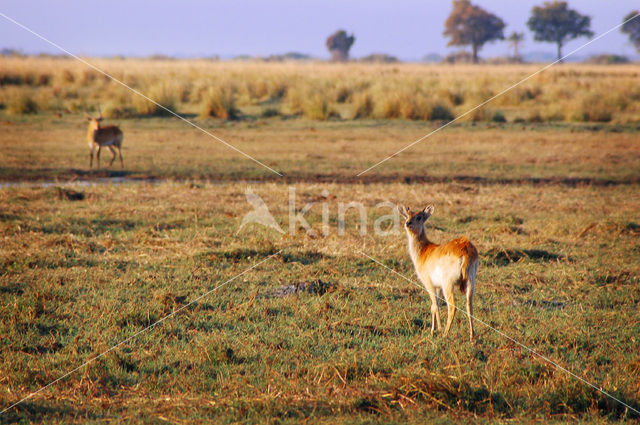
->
[{"left": 200, "top": 86, "right": 238, "bottom": 120}]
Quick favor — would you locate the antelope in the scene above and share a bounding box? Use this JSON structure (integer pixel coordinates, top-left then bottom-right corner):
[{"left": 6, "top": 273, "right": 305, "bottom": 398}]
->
[
  {"left": 398, "top": 204, "right": 479, "bottom": 341},
  {"left": 86, "top": 110, "right": 124, "bottom": 169}
]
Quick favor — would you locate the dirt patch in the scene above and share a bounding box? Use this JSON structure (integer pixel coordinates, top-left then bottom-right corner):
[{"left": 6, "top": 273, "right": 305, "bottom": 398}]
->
[
  {"left": 484, "top": 248, "right": 566, "bottom": 267},
  {"left": 270, "top": 279, "right": 334, "bottom": 298},
  {"left": 523, "top": 299, "right": 568, "bottom": 310}
]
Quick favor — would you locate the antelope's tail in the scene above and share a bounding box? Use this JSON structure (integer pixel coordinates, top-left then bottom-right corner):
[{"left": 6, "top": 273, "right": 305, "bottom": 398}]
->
[{"left": 459, "top": 244, "right": 479, "bottom": 293}]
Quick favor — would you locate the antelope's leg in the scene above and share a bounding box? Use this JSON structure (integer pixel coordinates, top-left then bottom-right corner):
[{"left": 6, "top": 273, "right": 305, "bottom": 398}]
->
[
  {"left": 96, "top": 145, "right": 102, "bottom": 169},
  {"left": 466, "top": 284, "right": 475, "bottom": 341},
  {"left": 108, "top": 146, "right": 116, "bottom": 167},
  {"left": 89, "top": 147, "right": 94, "bottom": 169},
  {"left": 428, "top": 290, "right": 439, "bottom": 337},
  {"left": 443, "top": 286, "right": 456, "bottom": 337},
  {"left": 118, "top": 146, "right": 124, "bottom": 168},
  {"left": 434, "top": 288, "right": 443, "bottom": 331}
]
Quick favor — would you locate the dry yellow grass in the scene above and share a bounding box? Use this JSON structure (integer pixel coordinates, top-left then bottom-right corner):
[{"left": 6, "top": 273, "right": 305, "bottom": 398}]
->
[{"left": 1, "top": 57, "right": 639, "bottom": 122}]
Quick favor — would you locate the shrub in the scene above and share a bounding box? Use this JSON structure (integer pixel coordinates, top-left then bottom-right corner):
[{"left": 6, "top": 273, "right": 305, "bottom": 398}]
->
[
  {"left": 443, "top": 51, "right": 475, "bottom": 64},
  {"left": 5, "top": 88, "right": 38, "bottom": 115},
  {"left": 351, "top": 92, "right": 374, "bottom": 119},
  {"left": 376, "top": 92, "right": 423, "bottom": 120},
  {"left": 261, "top": 107, "right": 280, "bottom": 118},
  {"left": 0, "top": 73, "right": 23, "bottom": 85},
  {"left": 267, "top": 79, "right": 287, "bottom": 101},
  {"left": 285, "top": 84, "right": 308, "bottom": 115},
  {"left": 133, "top": 83, "right": 177, "bottom": 117},
  {"left": 374, "top": 91, "right": 453, "bottom": 121},
  {"left": 35, "top": 89, "right": 63, "bottom": 112},
  {"left": 587, "top": 54, "right": 629, "bottom": 64},
  {"left": 334, "top": 85, "right": 352, "bottom": 103},
  {"left": 303, "top": 93, "right": 334, "bottom": 120},
  {"left": 542, "top": 104, "right": 565, "bottom": 122},
  {"left": 244, "top": 80, "right": 269, "bottom": 101},
  {"left": 200, "top": 86, "right": 238, "bottom": 120},
  {"left": 360, "top": 53, "right": 399, "bottom": 63},
  {"left": 102, "top": 101, "right": 136, "bottom": 119},
  {"left": 567, "top": 95, "right": 613, "bottom": 122},
  {"left": 465, "top": 107, "right": 489, "bottom": 122},
  {"left": 60, "top": 69, "right": 75, "bottom": 83},
  {"left": 527, "top": 110, "right": 544, "bottom": 123},
  {"left": 442, "top": 89, "right": 465, "bottom": 106},
  {"left": 431, "top": 103, "right": 454, "bottom": 121},
  {"left": 492, "top": 110, "right": 506, "bottom": 123}
]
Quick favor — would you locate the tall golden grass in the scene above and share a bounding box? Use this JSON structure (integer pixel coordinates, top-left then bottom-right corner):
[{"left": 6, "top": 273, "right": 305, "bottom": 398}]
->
[{"left": 1, "top": 57, "right": 639, "bottom": 123}]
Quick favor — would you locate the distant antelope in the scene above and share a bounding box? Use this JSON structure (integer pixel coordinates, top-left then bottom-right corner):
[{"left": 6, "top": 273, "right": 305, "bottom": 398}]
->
[
  {"left": 398, "top": 204, "right": 479, "bottom": 341},
  {"left": 86, "top": 111, "right": 123, "bottom": 169}
]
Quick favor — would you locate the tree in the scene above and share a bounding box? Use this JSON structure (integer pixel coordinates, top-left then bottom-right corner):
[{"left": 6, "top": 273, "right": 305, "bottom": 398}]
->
[
  {"left": 527, "top": 1, "right": 593, "bottom": 61},
  {"left": 326, "top": 30, "right": 355, "bottom": 62},
  {"left": 507, "top": 32, "right": 525, "bottom": 59},
  {"left": 443, "top": 0, "right": 506, "bottom": 64},
  {"left": 621, "top": 11, "right": 640, "bottom": 53}
]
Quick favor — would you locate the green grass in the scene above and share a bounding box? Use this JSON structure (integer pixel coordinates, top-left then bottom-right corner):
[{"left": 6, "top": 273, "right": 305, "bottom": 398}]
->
[{"left": 1, "top": 177, "right": 639, "bottom": 423}]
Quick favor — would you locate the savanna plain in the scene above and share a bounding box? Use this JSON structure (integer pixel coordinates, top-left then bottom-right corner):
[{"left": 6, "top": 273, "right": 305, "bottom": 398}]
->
[{"left": 0, "top": 58, "right": 639, "bottom": 424}]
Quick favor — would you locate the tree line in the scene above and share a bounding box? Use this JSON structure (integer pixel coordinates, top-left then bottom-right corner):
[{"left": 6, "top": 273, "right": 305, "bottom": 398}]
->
[{"left": 326, "top": 1, "right": 640, "bottom": 63}]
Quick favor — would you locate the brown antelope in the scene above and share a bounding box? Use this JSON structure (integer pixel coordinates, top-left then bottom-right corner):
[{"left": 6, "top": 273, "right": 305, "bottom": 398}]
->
[
  {"left": 86, "top": 111, "right": 124, "bottom": 169},
  {"left": 398, "top": 204, "right": 479, "bottom": 341}
]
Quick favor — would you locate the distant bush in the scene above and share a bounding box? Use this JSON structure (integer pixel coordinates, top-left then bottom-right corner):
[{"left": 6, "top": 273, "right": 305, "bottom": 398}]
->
[
  {"left": 284, "top": 84, "right": 307, "bottom": 115},
  {"left": 133, "top": 83, "right": 177, "bottom": 117},
  {"left": 5, "top": 88, "right": 38, "bottom": 115},
  {"left": 261, "top": 107, "right": 280, "bottom": 118},
  {"left": 423, "top": 53, "right": 444, "bottom": 63},
  {"left": 486, "top": 56, "right": 525, "bottom": 64},
  {"left": 360, "top": 53, "right": 399, "bottom": 63},
  {"left": 351, "top": 92, "right": 374, "bottom": 119},
  {"left": 200, "top": 86, "right": 238, "bottom": 120},
  {"left": 527, "top": 110, "right": 544, "bottom": 123},
  {"left": 146, "top": 54, "right": 175, "bottom": 61},
  {"left": 492, "top": 110, "right": 506, "bottom": 122},
  {"left": 374, "top": 89, "right": 454, "bottom": 121},
  {"left": 334, "top": 85, "right": 352, "bottom": 103},
  {"left": 443, "top": 51, "right": 476, "bottom": 64},
  {"left": 431, "top": 103, "right": 454, "bottom": 121},
  {"left": 102, "top": 101, "right": 136, "bottom": 119},
  {"left": 265, "top": 52, "right": 312, "bottom": 61},
  {"left": 303, "top": 93, "right": 335, "bottom": 120},
  {"left": 469, "top": 107, "right": 488, "bottom": 122},
  {"left": 0, "top": 72, "right": 50, "bottom": 86},
  {"left": 541, "top": 104, "right": 565, "bottom": 122},
  {"left": 567, "top": 95, "right": 613, "bottom": 122},
  {"left": 586, "top": 54, "right": 630, "bottom": 64}
]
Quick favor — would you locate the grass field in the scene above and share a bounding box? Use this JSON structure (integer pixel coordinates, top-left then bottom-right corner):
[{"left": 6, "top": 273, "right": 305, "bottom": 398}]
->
[{"left": 1, "top": 60, "right": 640, "bottom": 424}]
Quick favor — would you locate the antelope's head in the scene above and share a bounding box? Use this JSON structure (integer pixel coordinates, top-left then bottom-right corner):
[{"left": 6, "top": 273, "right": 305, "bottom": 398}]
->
[
  {"left": 398, "top": 204, "right": 434, "bottom": 236},
  {"left": 85, "top": 112, "right": 103, "bottom": 131}
]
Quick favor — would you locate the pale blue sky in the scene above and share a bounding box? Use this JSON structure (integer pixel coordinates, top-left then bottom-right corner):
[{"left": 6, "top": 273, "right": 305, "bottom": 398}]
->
[{"left": 1, "top": 1, "right": 638, "bottom": 60}]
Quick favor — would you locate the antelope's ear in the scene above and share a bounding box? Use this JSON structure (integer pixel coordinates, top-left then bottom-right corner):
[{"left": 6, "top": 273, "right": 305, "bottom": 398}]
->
[
  {"left": 397, "top": 205, "right": 410, "bottom": 219},
  {"left": 422, "top": 204, "right": 434, "bottom": 218}
]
